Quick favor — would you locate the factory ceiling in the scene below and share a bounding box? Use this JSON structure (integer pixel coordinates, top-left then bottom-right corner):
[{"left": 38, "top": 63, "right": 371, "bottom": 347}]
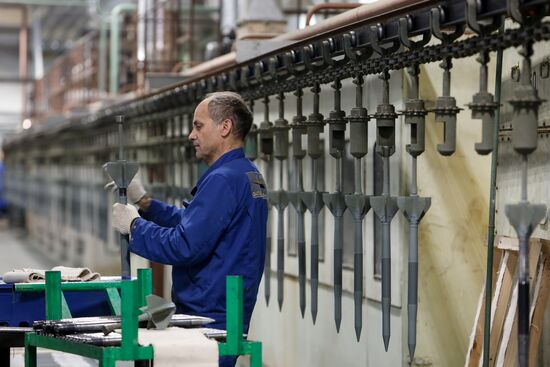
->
[{"left": 0, "top": 1, "right": 92, "bottom": 56}]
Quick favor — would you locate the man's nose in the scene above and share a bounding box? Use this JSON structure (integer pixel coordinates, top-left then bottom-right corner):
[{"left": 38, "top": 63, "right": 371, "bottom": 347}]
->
[{"left": 189, "top": 130, "right": 196, "bottom": 140}]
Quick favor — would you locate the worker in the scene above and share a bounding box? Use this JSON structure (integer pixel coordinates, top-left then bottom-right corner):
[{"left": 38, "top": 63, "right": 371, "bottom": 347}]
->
[{"left": 110, "top": 91, "right": 268, "bottom": 367}]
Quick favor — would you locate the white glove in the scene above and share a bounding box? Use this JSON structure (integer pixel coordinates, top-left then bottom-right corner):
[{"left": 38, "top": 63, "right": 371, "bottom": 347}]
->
[
  {"left": 112, "top": 203, "right": 140, "bottom": 235},
  {"left": 105, "top": 173, "right": 147, "bottom": 204}
]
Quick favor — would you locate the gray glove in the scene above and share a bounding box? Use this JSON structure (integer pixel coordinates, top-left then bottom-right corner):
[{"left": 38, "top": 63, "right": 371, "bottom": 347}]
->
[
  {"left": 112, "top": 203, "right": 140, "bottom": 235},
  {"left": 105, "top": 173, "right": 147, "bottom": 204}
]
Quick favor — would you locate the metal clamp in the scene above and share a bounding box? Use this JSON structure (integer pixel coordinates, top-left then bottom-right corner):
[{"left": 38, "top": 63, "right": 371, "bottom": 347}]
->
[
  {"left": 398, "top": 15, "right": 431, "bottom": 50},
  {"left": 369, "top": 24, "right": 400, "bottom": 57},
  {"left": 430, "top": 6, "right": 465, "bottom": 44},
  {"left": 466, "top": 0, "right": 501, "bottom": 35}
]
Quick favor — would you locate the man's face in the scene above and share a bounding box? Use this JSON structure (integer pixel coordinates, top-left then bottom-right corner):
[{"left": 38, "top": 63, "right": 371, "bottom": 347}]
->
[{"left": 189, "top": 100, "right": 223, "bottom": 166}]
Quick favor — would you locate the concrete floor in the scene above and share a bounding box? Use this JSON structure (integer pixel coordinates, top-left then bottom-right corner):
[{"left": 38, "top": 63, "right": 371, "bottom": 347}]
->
[{"left": 0, "top": 224, "right": 133, "bottom": 366}]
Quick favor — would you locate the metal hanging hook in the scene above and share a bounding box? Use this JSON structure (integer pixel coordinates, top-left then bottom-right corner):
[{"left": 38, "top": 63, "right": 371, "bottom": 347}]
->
[
  {"left": 343, "top": 32, "right": 358, "bottom": 62},
  {"left": 240, "top": 66, "right": 250, "bottom": 88},
  {"left": 254, "top": 61, "right": 268, "bottom": 85},
  {"left": 322, "top": 39, "right": 336, "bottom": 67},
  {"left": 343, "top": 31, "right": 374, "bottom": 62},
  {"left": 430, "top": 6, "right": 465, "bottom": 44},
  {"left": 228, "top": 70, "right": 238, "bottom": 91},
  {"left": 268, "top": 57, "right": 279, "bottom": 80},
  {"left": 287, "top": 87, "right": 308, "bottom": 317},
  {"left": 466, "top": 0, "right": 501, "bottom": 35},
  {"left": 398, "top": 15, "right": 431, "bottom": 50},
  {"left": 283, "top": 51, "right": 296, "bottom": 76},
  {"left": 368, "top": 24, "right": 400, "bottom": 57},
  {"left": 303, "top": 44, "right": 326, "bottom": 72},
  {"left": 508, "top": 0, "right": 548, "bottom": 25}
]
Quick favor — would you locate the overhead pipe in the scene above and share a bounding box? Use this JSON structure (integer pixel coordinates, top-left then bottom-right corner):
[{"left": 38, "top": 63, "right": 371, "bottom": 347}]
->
[
  {"left": 136, "top": 0, "right": 147, "bottom": 91},
  {"left": 179, "top": 0, "right": 438, "bottom": 80},
  {"left": 31, "top": 8, "right": 44, "bottom": 80},
  {"left": 110, "top": 3, "right": 137, "bottom": 95},
  {"left": 19, "top": 5, "right": 28, "bottom": 118},
  {"left": 189, "top": 0, "right": 196, "bottom": 66},
  {"left": 305, "top": 2, "right": 361, "bottom": 27},
  {"left": 98, "top": 17, "right": 108, "bottom": 92}
]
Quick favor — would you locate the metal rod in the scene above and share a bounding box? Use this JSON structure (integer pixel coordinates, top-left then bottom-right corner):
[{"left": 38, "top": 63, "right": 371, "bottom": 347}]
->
[
  {"left": 334, "top": 208, "right": 343, "bottom": 331},
  {"left": 442, "top": 58, "right": 451, "bottom": 97},
  {"left": 292, "top": 88, "right": 307, "bottom": 318},
  {"left": 118, "top": 121, "right": 124, "bottom": 161},
  {"left": 382, "top": 155, "right": 391, "bottom": 350},
  {"left": 353, "top": 216, "right": 363, "bottom": 340},
  {"left": 295, "top": 160, "right": 306, "bottom": 314},
  {"left": 411, "top": 156, "right": 417, "bottom": 196},
  {"left": 311, "top": 158, "right": 319, "bottom": 323},
  {"left": 479, "top": 52, "right": 488, "bottom": 93},
  {"left": 332, "top": 153, "right": 344, "bottom": 332},
  {"left": 116, "top": 115, "right": 130, "bottom": 279},
  {"left": 354, "top": 159, "right": 361, "bottom": 194},
  {"left": 382, "top": 155, "right": 389, "bottom": 196},
  {"left": 346, "top": 72, "right": 369, "bottom": 341},
  {"left": 521, "top": 156, "right": 528, "bottom": 202},
  {"left": 408, "top": 222, "right": 419, "bottom": 358},
  {"left": 518, "top": 232, "right": 529, "bottom": 367},
  {"left": 277, "top": 194, "right": 285, "bottom": 310},
  {"left": 307, "top": 81, "right": 324, "bottom": 323},
  {"left": 297, "top": 177, "right": 306, "bottom": 316},
  {"left": 481, "top": 24, "right": 503, "bottom": 365}
]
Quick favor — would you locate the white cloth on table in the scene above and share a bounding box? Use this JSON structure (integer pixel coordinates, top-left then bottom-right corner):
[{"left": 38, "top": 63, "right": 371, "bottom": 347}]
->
[
  {"left": 1, "top": 266, "right": 101, "bottom": 283},
  {"left": 51, "top": 266, "right": 100, "bottom": 281},
  {"left": 1, "top": 268, "right": 46, "bottom": 283},
  {"left": 139, "top": 327, "right": 218, "bottom": 367}
]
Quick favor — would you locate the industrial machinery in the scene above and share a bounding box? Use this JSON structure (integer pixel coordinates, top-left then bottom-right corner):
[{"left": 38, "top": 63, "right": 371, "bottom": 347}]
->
[{"left": 3, "top": 0, "right": 550, "bottom": 366}]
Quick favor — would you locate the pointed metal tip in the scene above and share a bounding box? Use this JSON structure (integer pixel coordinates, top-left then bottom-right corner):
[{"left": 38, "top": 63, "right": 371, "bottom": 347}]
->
[
  {"left": 300, "top": 307, "right": 305, "bottom": 318},
  {"left": 278, "top": 302, "right": 283, "bottom": 312},
  {"left": 408, "top": 345, "right": 416, "bottom": 362},
  {"left": 312, "top": 312, "right": 317, "bottom": 324},
  {"left": 383, "top": 335, "right": 390, "bottom": 351},
  {"left": 265, "top": 296, "right": 269, "bottom": 306},
  {"left": 335, "top": 320, "right": 341, "bottom": 333},
  {"left": 355, "top": 327, "right": 361, "bottom": 342}
]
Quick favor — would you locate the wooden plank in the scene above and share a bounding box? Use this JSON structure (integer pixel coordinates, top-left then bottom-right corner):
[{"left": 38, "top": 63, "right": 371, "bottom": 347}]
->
[
  {"left": 466, "top": 283, "right": 486, "bottom": 367},
  {"left": 495, "top": 237, "right": 543, "bottom": 253},
  {"left": 501, "top": 239, "right": 542, "bottom": 366},
  {"left": 489, "top": 251, "right": 518, "bottom": 366},
  {"left": 496, "top": 236, "right": 520, "bottom": 252},
  {"left": 465, "top": 248, "right": 504, "bottom": 367},
  {"left": 528, "top": 253, "right": 550, "bottom": 367},
  {"left": 467, "top": 237, "right": 549, "bottom": 367}
]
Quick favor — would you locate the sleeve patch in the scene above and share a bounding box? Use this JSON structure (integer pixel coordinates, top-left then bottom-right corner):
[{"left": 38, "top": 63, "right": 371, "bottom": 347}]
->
[{"left": 246, "top": 172, "right": 267, "bottom": 199}]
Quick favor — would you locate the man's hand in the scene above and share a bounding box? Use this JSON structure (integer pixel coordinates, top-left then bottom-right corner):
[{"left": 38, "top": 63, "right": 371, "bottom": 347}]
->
[
  {"left": 112, "top": 203, "right": 140, "bottom": 235},
  {"left": 105, "top": 174, "right": 147, "bottom": 204}
]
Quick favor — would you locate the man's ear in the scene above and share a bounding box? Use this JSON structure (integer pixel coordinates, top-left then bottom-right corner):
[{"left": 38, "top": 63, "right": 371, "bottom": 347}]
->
[{"left": 219, "top": 118, "right": 233, "bottom": 138}]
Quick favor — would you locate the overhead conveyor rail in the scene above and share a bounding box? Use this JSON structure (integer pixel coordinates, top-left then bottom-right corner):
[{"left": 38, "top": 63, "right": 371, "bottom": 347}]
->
[{"left": 3, "top": 0, "right": 550, "bottom": 366}]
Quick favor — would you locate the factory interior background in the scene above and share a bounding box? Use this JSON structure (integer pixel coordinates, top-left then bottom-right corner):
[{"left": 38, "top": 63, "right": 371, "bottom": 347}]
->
[{"left": 0, "top": 0, "right": 549, "bottom": 366}]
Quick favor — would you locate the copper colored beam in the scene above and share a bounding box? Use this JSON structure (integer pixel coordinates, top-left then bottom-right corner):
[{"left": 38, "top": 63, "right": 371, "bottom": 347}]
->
[
  {"left": 305, "top": 2, "right": 360, "bottom": 27},
  {"left": 178, "top": 0, "right": 438, "bottom": 80}
]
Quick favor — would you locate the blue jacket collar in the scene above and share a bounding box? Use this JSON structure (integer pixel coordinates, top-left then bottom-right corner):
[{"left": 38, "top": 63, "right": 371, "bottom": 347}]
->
[{"left": 192, "top": 148, "right": 245, "bottom": 195}]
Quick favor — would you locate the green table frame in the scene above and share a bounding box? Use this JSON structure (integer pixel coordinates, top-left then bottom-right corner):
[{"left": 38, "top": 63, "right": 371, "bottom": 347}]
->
[{"left": 21, "top": 270, "right": 261, "bottom": 366}]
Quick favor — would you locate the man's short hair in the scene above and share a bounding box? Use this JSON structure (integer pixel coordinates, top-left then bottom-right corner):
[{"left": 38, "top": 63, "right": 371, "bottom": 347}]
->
[{"left": 205, "top": 92, "right": 253, "bottom": 140}]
